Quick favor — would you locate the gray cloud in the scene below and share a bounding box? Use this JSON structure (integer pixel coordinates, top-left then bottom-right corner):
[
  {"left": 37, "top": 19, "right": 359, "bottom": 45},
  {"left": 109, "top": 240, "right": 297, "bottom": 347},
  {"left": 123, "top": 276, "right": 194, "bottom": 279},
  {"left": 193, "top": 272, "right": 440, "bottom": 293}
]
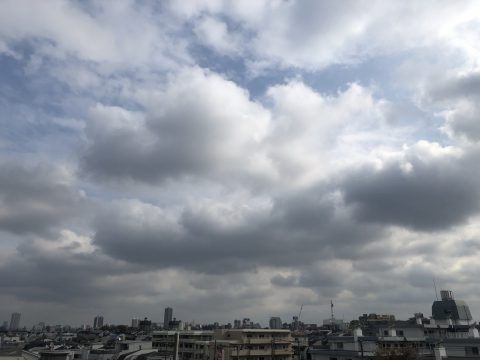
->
[
  {"left": 341, "top": 149, "right": 480, "bottom": 231},
  {"left": 425, "top": 71, "right": 480, "bottom": 142},
  {"left": 0, "top": 161, "right": 87, "bottom": 236},
  {"left": 93, "top": 184, "right": 383, "bottom": 275}
]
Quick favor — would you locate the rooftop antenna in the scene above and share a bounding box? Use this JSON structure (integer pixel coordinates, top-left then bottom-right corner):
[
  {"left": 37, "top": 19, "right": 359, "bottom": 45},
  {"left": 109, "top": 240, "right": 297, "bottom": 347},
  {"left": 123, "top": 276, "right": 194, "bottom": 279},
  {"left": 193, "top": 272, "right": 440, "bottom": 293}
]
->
[{"left": 433, "top": 278, "right": 439, "bottom": 301}]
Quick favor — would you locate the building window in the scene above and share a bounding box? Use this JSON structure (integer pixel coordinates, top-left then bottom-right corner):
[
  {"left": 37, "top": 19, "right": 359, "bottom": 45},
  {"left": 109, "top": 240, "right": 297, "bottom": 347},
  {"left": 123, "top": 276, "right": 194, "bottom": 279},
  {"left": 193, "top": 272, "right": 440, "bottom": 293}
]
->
[
  {"left": 384, "top": 330, "right": 388, "bottom": 336},
  {"left": 336, "top": 343, "right": 343, "bottom": 349},
  {"left": 466, "top": 347, "right": 479, "bottom": 355},
  {"left": 398, "top": 331, "right": 404, "bottom": 336}
]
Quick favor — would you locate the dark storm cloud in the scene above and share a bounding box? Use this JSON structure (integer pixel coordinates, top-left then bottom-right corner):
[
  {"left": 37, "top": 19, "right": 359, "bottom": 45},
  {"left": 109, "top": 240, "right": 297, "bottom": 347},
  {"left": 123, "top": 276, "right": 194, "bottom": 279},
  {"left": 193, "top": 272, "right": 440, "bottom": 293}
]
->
[
  {"left": 0, "top": 161, "right": 87, "bottom": 236},
  {"left": 340, "top": 150, "right": 480, "bottom": 231}
]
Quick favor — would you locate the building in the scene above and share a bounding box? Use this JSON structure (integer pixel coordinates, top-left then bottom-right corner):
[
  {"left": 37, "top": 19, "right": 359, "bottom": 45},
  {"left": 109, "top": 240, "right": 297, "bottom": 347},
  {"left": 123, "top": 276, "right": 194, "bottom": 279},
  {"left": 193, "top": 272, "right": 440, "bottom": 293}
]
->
[
  {"left": 269, "top": 317, "right": 282, "bottom": 329},
  {"left": 164, "top": 307, "right": 173, "bottom": 330},
  {"left": 432, "top": 290, "right": 472, "bottom": 324},
  {"left": 9, "top": 312, "right": 21, "bottom": 331},
  {"left": 216, "top": 329, "right": 293, "bottom": 360},
  {"left": 233, "top": 320, "right": 241, "bottom": 329},
  {"left": 93, "top": 315, "right": 104, "bottom": 329},
  {"left": 310, "top": 290, "right": 480, "bottom": 360},
  {"left": 152, "top": 329, "right": 293, "bottom": 360},
  {"left": 139, "top": 317, "right": 152, "bottom": 331},
  {"left": 131, "top": 318, "right": 139, "bottom": 328},
  {"left": 153, "top": 330, "right": 213, "bottom": 360}
]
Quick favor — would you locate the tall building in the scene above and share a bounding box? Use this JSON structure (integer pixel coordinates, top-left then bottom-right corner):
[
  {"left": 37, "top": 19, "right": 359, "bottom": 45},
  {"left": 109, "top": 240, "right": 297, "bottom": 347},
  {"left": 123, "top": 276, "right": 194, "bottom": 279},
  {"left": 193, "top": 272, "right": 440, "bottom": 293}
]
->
[
  {"left": 164, "top": 307, "right": 173, "bottom": 329},
  {"left": 139, "top": 317, "right": 152, "bottom": 331},
  {"left": 269, "top": 316, "right": 282, "bottom": 329},
  {"left": 9, "top": 312, "right": 21, "bottom": 331},
  {"left": 93, "top": 315, "right": 104, "bottom": 329},
  {"left": 432, "top": 289, "right": 472, "bottom": 324},
  {"left": 131, "top": 318, "right": 139, "bottom": 328}
]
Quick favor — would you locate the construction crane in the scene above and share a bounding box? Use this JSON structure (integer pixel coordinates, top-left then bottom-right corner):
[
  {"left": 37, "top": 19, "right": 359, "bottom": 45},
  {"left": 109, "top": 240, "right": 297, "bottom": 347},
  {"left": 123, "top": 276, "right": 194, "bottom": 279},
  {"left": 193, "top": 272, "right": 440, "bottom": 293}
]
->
[{"left": 298, "top": 304, "right": 304, "bottom": 321}]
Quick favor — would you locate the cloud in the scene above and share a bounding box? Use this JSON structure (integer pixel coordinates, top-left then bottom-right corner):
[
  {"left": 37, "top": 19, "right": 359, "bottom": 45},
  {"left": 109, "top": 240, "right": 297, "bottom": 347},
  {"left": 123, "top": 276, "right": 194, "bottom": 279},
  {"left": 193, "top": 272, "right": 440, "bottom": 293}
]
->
[
  {"left": 4, "top": 0, "right": 480, "bottom": 326},
  {"left": 172, "top": 0, "right": 480, "bottom": 70},
  {"left": 0, "top": 161, "right": 87, "bottom": 236},
  {"left": 0, "top": 0, "right": 189, "bottom": 69},
  {"left": 193, "top": 16, "right": 243, "bottom": 56},
  {"left": 92, "top": 180, "right": 384, "bottom": 275},
  {"left": 82, "top": 68, "right": 271, "bottom": 184},
  {"left": 421, "top": 71, "right": 480, "bottom": 142},
  {"left": 341, "top": 141, "right": 479, "bottom": 231}
]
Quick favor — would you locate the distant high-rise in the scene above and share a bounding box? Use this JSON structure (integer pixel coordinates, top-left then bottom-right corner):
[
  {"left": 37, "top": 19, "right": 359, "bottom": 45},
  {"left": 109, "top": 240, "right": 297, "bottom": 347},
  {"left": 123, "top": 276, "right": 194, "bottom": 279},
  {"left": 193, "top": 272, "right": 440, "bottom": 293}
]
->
[
  {"left": 233, "top": 319, "right": 241, "bottom": 328},
  {"left": 9, "top": 312, "right": 21, "bottom": 331},
  {"left": 131, "top": 318, "right": 139, "bottom": 328},
  {"left": 139, "top": 317, "right": 152, "bottom": 331},
  {"left": 93, "top": 315, "right": 104, "bottom": 329},
  {"left": 164, "top": 307, "right": 173, "bottom": 329},
  {"left": 269, "top": 316, "right": 282, "bottom": 329}
]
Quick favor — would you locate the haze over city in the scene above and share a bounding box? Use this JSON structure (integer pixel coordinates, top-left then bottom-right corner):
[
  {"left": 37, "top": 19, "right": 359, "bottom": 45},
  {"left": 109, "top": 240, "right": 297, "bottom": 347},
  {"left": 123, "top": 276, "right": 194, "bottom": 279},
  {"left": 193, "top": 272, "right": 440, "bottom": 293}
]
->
[{"left": 2, "top": 0, "right": 480, "bottom": 328}]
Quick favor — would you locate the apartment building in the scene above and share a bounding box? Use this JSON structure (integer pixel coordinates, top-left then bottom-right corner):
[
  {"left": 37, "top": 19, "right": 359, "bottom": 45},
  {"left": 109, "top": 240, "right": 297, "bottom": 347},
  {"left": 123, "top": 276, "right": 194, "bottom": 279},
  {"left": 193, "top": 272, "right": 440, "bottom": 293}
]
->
[{"left": 214, "top": 329, "right": 293, "bottom": 360}]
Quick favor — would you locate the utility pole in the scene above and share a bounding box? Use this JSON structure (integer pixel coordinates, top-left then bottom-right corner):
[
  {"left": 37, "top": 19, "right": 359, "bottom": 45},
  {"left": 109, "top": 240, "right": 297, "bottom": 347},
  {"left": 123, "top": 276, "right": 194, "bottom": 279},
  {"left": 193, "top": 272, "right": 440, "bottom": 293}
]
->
[
  {"left": 296, "top": 338, "right": 301, "bottom": 360},
  {"left": 271, "top": 339, "right": 275, "bottom": 360}
]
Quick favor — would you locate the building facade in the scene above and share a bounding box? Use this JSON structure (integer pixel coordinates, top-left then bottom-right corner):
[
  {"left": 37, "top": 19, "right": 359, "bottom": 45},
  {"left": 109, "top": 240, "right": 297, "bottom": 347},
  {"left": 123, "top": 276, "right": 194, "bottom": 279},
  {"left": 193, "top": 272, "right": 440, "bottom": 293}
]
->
[
  {"left": 9, "top": 312, "right": 21, "bottom": 331},
  {"left": 93, "top": 315, "right": 104, "bottom": 329},
  {"left": 164, "top": 308, "right": 173, "bottom": 330},
  {"left": 269, "top": 318, "right": 282, "bottom": 330}
]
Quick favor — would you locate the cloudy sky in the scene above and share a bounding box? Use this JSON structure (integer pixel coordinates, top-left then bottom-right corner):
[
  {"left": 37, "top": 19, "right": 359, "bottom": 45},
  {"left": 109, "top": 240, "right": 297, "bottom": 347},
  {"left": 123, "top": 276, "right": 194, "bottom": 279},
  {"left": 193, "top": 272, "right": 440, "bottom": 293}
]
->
[{"left": 2, "top": 0, "right": 480, "bottom": 328}]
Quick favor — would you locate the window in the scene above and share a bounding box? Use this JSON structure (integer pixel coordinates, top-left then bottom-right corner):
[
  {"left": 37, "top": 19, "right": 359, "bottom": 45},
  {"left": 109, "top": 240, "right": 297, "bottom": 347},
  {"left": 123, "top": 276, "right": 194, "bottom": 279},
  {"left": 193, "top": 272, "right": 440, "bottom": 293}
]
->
[
  {"left": 384, "top": 330, "right": 388, "bottom": 336},
  {"left": 466, "top": 347, "right": 479, "bottom": 355},
  {"left": 398, "top": 330, "right": 404, "bottom": 336},
  {"left": 336, "top": 343, "right": 343, "bottom": 349}
]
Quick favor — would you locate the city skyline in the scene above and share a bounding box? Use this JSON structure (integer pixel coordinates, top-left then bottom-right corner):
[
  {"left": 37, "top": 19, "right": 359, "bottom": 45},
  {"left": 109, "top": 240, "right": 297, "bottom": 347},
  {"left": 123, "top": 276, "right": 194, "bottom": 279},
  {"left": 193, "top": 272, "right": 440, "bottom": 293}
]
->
[
  {"left": 2, "top": 1, "right": 480, "bottom": 326},
  {"left": 0, "top": 289, "right": 470, "bottom": 328}
]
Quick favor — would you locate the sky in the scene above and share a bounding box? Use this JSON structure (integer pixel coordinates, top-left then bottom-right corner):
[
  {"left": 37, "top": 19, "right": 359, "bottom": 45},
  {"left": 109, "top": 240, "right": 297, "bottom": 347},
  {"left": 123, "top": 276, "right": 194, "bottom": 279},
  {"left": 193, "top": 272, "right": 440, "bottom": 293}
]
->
[{"left": 2, "top": 0, "right": 480, "bottom": 328}]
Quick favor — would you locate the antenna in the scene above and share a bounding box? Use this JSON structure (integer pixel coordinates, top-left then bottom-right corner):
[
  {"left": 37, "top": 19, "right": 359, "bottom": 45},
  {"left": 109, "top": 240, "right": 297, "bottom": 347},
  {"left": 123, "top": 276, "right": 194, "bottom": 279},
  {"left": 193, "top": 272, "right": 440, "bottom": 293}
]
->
[{"left": 433, "top": 278, "right": 438, "bottom": 301}]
